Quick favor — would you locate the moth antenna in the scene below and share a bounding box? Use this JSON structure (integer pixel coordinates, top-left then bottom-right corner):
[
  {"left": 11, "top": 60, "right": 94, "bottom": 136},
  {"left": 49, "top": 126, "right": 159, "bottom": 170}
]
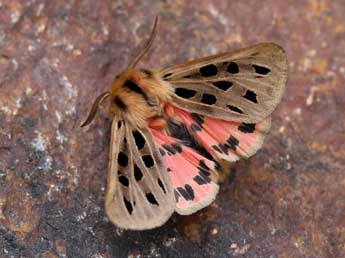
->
[
  {"left": 80, "top": 92, "right": 110, "bottom": 127},
  {"left": 128, "top": 16, "right": 159, "bottom": 68}
]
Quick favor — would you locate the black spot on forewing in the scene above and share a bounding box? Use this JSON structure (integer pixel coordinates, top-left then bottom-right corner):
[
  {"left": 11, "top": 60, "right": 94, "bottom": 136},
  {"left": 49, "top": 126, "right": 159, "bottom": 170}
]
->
[
  {"left": 175, "top": 88, "right": 197, "bottom": 99},
  {"left": 238, "top": 123, "right": 256, "bottom": 133},
  {"left": 243, "top": 90, "right": 258, "bottom": 103},
  {"left": 201, "top": 93, "right": 217, "bottom": 105},
  {"left": 227, "top": 62, "right": 239, "bottom": 74},
  {"left": 158, "top": 178, "right": 166, "bottom": 193},
  {"left": 118, "top": 152, "right": 128, "bottom": 167},
  {"left": 132, "top": 131, "right": 145, "bottom": 150},
  {"left": 142, "top": 155, "right": 154, "bottom": 168},
  {"left": 177, "top": 184, "right": 195, "bottom": 201},
  {"left": 123, "top": 197, "right": 133, "bottom": 214},
  {"left": 212, "top": 81, "right": 233, "bottom": 91},
  {"left": 227, "top": 105, "right": 243, "bottom": 114},
  {"left": 114, "top": 97, "right": 126, "bottom": 109},
  {"left": 119, "top": 175, "right": 129, "bottom": 186},
  {"left": 200, "top": 64, "right": 218, "bottom": 77},
  {"left": 134, "top": 165, "right": 143, "bottom": 181},
  {"left": 117, "top": 121, "right": 122, "bottom": 128},
  {"left": 253, "top": 65, "right": 271, "bottom": 75},
  {"left": 146, "top": 193, "right": 159, "bottom": 205}
]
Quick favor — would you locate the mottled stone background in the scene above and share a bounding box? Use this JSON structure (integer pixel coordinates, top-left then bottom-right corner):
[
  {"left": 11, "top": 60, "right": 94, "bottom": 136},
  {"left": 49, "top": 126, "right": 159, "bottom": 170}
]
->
[{"left": 0, "top": 1, "right": 344, "bottom": 258}]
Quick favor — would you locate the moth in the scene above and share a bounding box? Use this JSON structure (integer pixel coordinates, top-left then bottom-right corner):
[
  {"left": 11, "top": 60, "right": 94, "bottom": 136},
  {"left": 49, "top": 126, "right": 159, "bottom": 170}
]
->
[{"left": 81, "top": 17, "right": 287, "bottom": 230}]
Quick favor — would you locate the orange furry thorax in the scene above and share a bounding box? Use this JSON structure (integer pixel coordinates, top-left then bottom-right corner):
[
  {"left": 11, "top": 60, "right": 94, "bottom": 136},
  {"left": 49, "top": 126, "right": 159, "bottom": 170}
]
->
[{"left": 108, "top": 69, "right": 173, "bottom": 128}]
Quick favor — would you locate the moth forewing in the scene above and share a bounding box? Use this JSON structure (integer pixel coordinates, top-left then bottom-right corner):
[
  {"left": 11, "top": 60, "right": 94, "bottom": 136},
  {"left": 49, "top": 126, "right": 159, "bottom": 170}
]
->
[
  {"left": 159, "top": 43, "right": 287, "bottom": 123},
  {"left": 105, "top": 118, "right": 175, "bottom": 230}
]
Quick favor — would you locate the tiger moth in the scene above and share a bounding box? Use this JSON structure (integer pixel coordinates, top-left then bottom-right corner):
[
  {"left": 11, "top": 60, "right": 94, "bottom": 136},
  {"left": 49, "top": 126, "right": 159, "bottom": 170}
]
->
[{"left": 81, "top": 17, "right": 288, "bottom": 230}]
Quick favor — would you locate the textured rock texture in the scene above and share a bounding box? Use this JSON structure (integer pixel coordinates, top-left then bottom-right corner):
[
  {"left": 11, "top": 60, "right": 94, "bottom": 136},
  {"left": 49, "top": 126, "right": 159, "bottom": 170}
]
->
[{"left": 1, "top": 1, "right": 345, "bottom": 257}]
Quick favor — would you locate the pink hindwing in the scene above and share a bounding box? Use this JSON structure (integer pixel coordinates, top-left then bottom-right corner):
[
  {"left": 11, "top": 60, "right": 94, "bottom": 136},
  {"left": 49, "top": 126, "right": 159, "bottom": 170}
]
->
[
  {"left": 166, "top": 104, "right": 271, "bottom": 162},
  {"left": 150, "top": 129, "right": 219, "bottom": 215}
]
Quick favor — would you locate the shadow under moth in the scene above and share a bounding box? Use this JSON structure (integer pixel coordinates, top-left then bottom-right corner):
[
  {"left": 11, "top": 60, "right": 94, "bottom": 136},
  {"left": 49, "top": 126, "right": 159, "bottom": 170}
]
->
[{"left": 81, "top": 17, "right": 288, "bottom": 230}]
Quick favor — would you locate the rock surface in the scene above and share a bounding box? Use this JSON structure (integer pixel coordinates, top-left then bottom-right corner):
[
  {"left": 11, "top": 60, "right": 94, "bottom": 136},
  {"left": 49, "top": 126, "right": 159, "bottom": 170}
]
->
[{"left": 1, "top": 1, "right": 345, "bottom": 257}]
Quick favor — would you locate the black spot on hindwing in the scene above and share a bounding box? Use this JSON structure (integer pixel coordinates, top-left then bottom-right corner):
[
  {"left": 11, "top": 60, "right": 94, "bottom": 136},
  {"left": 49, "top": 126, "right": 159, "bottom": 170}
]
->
[
  {"left": 238, "top": 123, "right": 256, "bottom": 133},
  {"left": 193, "top": 160, "right": 212, "bottom": 185},
  {"left": 159, "top": 148, "right": 166, "bottom": 156},
  {"left": 212, "top": 135, "right": 239, "bottom": 155},
  {"left": 171, "top": 143, "right": 182, "bottom": 153},
  {"left": 162, "top": 143, "right": 182, "bottom": 155},
  {"left": 177, "top": 184, "right": 195, "bottom": 201},
  {"left": 227, "top": 136, "right": 239, "bottom": 150},
  {"left": 174, "top": 189, "right": 180, "bottom": 201},
  {"left": 190, "top": 123, "right": 201, "bottom": 132},
  {"left": 190, "top": 113, "right": 204, "bottom": 126}
]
